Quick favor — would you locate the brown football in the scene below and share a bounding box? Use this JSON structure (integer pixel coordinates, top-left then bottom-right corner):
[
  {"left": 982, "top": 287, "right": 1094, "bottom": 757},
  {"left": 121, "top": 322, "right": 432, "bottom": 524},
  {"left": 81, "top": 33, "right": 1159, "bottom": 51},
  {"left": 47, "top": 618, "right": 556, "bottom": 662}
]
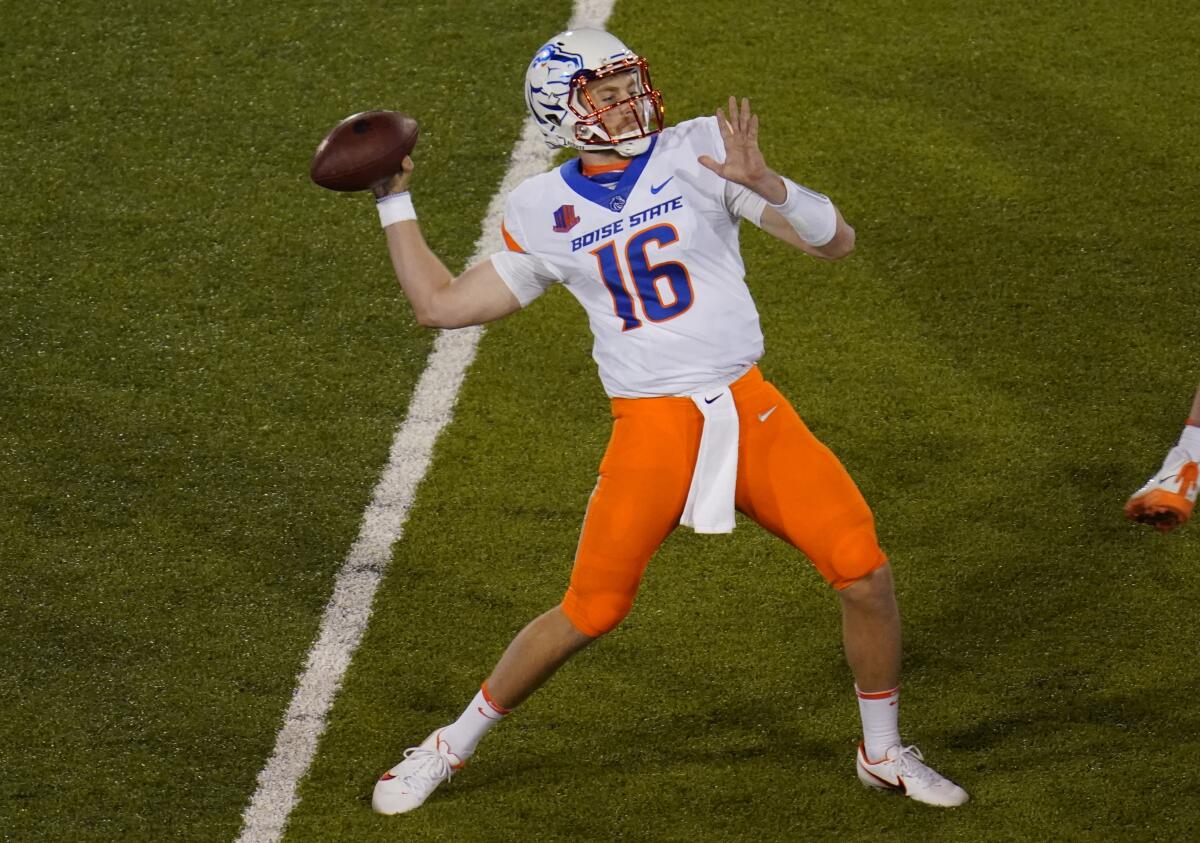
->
[{"left": 310, "top": 110, "right": 419, "bottom": 192}]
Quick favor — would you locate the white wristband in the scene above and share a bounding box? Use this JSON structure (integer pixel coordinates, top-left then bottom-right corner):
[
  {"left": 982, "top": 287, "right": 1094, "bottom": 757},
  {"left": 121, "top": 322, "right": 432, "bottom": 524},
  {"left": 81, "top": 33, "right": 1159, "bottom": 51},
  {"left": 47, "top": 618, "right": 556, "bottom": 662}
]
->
[
  {"left": 377, "top": 192, "right": 416, "bottom": 228},
  {"left": 771, "top": 177, "right": 837, "bottom": 246}
]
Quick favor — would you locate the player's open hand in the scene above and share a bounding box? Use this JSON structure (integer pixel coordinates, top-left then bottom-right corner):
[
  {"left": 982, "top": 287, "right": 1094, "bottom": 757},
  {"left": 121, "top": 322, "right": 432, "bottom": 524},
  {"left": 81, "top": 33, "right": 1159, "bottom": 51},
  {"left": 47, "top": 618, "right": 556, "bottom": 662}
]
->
[
  {"left": 372, "top": 156, "right": 415, "bottom": 199},
  {"left": 698, "top": 97, "right": 785, "bottom": 203}
]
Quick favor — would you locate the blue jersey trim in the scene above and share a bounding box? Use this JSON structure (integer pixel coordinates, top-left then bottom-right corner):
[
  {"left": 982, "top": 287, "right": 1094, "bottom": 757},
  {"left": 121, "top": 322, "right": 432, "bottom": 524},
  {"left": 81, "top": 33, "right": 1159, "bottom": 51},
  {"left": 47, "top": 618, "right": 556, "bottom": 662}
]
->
[{"left": 558, "top": 135, "right": 659, "bottom": 214}]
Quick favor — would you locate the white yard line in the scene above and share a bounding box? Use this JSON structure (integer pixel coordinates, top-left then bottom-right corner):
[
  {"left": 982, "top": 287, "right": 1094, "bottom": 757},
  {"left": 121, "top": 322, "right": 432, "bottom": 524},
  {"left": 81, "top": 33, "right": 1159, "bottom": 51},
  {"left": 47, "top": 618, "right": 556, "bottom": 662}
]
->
[{"left": 235, "top": 5, "right": 615, "bottom": 841}]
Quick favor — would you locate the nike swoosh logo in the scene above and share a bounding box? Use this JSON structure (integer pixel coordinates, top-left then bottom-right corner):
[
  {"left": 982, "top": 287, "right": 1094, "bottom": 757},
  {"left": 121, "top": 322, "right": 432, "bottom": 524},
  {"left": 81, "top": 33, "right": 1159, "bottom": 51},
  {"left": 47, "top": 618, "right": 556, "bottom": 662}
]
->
[
  {"left": 758, "top": 405, "right": 777, "bottom": 422},
  {"left": 650, "top": 177, "right": 673, "bottom": 194},
  {"left": 862, "top": 763, "right": 902, "bottom": 790},
  {"left": 704, "top": 394, "right": 721, "bottom": 404}
]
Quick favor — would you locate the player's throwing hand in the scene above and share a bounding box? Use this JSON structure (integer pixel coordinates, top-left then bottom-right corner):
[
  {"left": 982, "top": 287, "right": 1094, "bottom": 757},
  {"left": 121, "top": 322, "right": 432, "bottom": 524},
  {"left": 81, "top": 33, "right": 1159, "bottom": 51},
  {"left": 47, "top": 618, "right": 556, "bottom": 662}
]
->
[
  {"left": 698, "top": 96, "right": 785, "bottom": 203},
  {"left": 373, "top": 156, "right": 416, "bottom": 199}
]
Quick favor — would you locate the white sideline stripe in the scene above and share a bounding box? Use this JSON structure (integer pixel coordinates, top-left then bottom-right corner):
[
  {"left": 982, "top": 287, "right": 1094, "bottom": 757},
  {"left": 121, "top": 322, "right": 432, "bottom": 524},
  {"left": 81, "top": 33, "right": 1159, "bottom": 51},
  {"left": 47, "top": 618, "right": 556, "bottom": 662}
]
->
[{"left": 235, "top": 4, "right": 616, "bottom": 842}]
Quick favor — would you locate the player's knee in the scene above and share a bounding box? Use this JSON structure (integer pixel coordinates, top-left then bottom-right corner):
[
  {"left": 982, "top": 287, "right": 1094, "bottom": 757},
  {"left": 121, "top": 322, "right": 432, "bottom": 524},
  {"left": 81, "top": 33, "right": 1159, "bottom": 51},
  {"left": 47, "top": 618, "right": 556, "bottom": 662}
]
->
[
  {"left": 561, "top": 588, "right": 635, "bottom": 638},
  {"left": 827, "top": 527, "right": 887, "bottom": 590}
]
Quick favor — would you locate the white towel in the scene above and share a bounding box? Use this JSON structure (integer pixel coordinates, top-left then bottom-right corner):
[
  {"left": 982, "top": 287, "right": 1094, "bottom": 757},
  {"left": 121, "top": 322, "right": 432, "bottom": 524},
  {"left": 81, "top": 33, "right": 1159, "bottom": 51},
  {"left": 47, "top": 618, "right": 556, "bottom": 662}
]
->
[{"left": 680, "top": 387, "right": 740, "bottom": 534}]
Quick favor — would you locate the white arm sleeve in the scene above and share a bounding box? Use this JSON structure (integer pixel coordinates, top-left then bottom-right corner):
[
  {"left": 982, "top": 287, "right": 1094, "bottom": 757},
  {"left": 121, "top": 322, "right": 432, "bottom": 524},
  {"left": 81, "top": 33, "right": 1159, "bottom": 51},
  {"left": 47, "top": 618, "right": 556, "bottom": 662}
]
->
[
  {"left": 723, "top": 180, "right": 768, "bottom": 226},
  {"left": 491, "top": 249, "right": 559, "bottom": 307},
  {"left": 767, "top": 177, "right": 837, "bottom": 246}
]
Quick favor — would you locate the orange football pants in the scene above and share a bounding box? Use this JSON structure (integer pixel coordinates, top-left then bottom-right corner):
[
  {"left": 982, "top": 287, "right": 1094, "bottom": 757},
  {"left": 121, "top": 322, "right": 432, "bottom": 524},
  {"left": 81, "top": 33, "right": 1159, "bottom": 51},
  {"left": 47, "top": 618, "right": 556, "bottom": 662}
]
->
[{"left": 561, "top": 366, "right": 887, "bottom": 638}]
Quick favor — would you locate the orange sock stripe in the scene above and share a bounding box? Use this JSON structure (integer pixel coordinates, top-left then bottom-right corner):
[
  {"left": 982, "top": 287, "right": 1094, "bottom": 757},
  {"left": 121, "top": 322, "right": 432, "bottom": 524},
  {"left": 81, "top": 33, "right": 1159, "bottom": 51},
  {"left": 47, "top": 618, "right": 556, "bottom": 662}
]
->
[
  {"left": 856, "top": 685, "right": 900, "bottom": 700},
  {"left": 1187, "top": 417, "right": 1200, "bottom": 427},
  {"left": 480, "top": 682, "right": 511, "bottom": 715}
]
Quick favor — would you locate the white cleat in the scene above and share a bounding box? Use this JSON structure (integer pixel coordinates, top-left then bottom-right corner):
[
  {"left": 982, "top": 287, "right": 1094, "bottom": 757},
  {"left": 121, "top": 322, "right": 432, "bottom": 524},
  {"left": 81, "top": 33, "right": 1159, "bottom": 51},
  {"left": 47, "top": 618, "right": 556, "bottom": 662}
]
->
[
  {"left": 372, "top": 729, "right": 465, "bottom": 815},
  {"left": 1124, "top": 445, "right": 1198, "bottom": 532},
  {"left": 856, "top": 742, "right": 969, "bottom": 807}
]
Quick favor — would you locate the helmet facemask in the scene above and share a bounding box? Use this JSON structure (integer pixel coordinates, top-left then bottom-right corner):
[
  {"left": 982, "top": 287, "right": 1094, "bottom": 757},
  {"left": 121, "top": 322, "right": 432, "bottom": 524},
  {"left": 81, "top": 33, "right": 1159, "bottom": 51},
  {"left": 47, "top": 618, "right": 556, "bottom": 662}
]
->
[{"left": 568, "top": 59, "right": 664, "bottom": 155}]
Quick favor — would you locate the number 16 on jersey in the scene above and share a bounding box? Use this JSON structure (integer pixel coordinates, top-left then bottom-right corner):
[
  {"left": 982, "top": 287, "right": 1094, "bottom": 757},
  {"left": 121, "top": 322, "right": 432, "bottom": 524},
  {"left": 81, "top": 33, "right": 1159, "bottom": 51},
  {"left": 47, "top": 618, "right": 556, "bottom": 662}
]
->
[{"left": 591, "top": 223, "right": 694, "bottom": 331}]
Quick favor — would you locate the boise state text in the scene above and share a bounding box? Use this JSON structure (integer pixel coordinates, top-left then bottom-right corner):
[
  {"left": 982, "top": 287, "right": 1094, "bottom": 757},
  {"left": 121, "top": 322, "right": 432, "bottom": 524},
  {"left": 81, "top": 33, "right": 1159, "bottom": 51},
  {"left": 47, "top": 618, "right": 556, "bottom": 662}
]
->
[{"left": 570, "top": 195, "right": 684, "bottom": 252}]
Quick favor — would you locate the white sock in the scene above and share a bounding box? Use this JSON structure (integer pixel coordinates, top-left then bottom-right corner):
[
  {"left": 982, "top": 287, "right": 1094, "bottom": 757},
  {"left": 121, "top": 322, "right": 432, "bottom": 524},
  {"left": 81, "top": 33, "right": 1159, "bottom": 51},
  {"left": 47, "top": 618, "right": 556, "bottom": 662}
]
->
[
  {"left": 438, "top": 684, "right": 509, "bottom": 761},
  {"left": 1179, "top": 422, "right": 1200, "bottom": 455},
  {"left": 856, "top": 685, "right": 901, "bottom": 761}
]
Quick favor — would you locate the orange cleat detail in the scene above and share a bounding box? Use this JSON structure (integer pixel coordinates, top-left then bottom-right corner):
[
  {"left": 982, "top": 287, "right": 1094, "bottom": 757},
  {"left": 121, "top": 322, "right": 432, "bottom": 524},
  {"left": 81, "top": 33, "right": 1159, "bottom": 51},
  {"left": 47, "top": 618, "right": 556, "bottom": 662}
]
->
[{"left": 1125, "top": 449, "right": 1197, "bottom": 533}]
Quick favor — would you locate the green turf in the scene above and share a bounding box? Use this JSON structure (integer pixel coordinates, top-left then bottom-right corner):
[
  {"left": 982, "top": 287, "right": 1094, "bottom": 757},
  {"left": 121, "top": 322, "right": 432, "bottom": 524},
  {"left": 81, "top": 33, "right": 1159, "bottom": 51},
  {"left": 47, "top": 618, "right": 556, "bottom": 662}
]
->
[
  {"left": 3, "top": 1, "right": 1198, "bottom": 840},
  {"left": 0, "top": 1, "right": 565, "bottom": 839}
]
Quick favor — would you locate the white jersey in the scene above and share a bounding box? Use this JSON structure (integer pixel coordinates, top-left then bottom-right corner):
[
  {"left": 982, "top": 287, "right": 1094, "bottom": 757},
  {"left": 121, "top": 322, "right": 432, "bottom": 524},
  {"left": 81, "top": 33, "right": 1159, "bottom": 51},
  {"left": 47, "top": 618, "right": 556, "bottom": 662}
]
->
[{"left": 492, "top": 116, "right": 770, "bottom": 398}]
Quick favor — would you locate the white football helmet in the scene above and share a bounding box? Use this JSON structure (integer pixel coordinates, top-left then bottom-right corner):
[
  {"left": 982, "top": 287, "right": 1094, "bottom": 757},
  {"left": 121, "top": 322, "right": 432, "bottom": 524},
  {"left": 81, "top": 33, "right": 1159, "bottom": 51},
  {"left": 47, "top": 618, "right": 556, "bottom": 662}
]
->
[{"left": 525, "top": 28, "right": 664, "bottom": 157}]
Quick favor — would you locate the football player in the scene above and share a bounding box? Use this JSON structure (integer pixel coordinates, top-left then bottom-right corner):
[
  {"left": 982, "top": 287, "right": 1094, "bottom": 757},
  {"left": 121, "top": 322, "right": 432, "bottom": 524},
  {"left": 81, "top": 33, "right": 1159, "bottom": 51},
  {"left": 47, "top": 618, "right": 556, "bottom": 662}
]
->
[
  {"left": 1125, "top": 386, "right": 1200, "bottom": 531},
  {"left": 369, "top": 28, "right": 969, "bottom": 812}
]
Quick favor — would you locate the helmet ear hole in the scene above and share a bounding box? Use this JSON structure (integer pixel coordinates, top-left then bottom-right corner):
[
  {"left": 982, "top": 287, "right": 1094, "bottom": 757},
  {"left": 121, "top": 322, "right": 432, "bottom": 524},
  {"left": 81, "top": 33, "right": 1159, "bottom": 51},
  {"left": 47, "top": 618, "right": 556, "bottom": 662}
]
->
[{"left": 575, "top": 123, "right": 603, "bottom": 144}]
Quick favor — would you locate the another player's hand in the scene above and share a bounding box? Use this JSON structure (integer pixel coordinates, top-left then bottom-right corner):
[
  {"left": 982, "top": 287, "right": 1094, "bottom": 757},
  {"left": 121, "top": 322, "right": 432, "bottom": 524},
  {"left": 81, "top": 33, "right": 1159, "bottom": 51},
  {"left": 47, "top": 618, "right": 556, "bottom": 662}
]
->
[
  {"left": 698, "top": 96, "right": 785, "bottom": 203},
  {"left": 372, "top": 155, "right": 415, "bottom": 199}
]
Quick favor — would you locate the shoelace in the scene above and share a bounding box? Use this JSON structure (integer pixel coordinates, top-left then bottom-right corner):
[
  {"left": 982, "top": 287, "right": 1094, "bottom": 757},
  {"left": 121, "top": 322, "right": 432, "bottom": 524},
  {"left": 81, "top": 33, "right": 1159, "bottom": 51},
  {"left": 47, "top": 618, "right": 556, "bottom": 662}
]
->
[
  {"left": 892, "top": 745, "right": 938, "bottom": 785},
  {"left": 396, "top": 746, "right": 455, "bottom": 789}
]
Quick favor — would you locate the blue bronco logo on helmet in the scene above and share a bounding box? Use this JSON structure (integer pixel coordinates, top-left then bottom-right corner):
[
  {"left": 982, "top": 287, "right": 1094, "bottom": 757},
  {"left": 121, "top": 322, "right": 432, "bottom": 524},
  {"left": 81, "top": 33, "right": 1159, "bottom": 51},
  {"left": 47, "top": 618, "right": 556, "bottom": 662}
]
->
[{"left": 526, "top": 43, "right": 585, "bottom": 128}]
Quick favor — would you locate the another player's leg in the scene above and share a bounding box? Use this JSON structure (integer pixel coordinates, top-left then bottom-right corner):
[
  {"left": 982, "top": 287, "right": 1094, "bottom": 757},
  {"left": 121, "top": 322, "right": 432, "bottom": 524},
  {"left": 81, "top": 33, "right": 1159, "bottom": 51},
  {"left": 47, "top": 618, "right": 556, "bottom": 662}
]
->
[
  {"left": 732, "top": 370, "right": 967, "bottom": 806},
  {"left": 1124, "top": 387, "right": 1200, "bottom": 532},
  {"left": 373, "top": 396, "right": 700, "bottom": 814}
]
